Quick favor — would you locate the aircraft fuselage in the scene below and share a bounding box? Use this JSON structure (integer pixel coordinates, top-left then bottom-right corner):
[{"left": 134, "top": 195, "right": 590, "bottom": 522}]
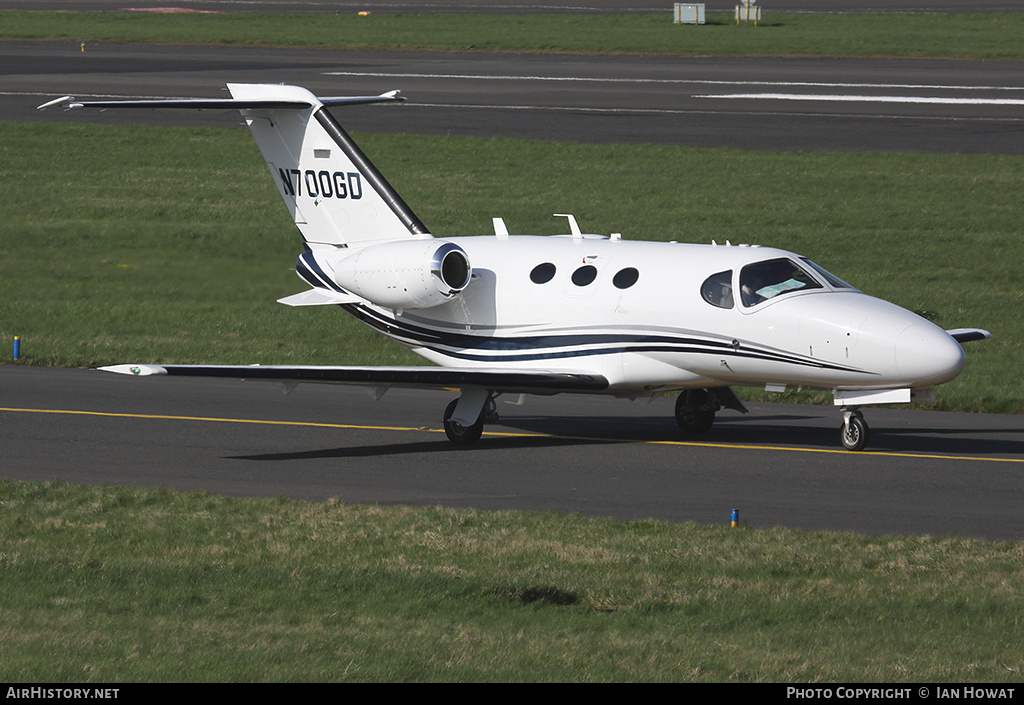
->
[{"left": 317, "top": 235, "right": 966, "bottom": 397}]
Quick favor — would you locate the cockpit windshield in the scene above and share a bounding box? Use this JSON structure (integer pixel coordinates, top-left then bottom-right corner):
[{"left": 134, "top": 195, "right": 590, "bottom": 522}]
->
[
  {"left": 740, "top": 258, "right": 822, "bottom": 307},
  {"left": 800, "top": 258, "right": 857, "bottom": 291}
]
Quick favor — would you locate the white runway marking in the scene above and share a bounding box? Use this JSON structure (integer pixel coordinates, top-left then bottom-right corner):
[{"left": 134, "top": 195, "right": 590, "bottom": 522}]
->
[
  {"left": 699, "top": 93, "right": 1024, "bottom": 106},
  {"left": 378, "top": 101, "right": 1024, "bottom": 126},
  {"left": 324, "top": 70, "right": 1024, "bottom": 93}
]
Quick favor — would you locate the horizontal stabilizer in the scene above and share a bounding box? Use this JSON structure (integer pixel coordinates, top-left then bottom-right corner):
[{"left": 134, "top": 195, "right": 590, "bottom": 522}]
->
[
  {"left": 99, "top": 364, "right": 609, "bottom": 395},
  {"left": 37, "top": 91, "right": 404, "bottom": 112},
  {"left": 277, "top": 289, "right": 363, "bottom": 307},
  {"left": 947, "top": 328, "right": 992, "bottom": 343}
]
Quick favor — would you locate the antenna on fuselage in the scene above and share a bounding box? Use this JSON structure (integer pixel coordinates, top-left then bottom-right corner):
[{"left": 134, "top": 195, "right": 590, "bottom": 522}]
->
[
  {"left": 553, "top": 213, "right": 582, "bottom": 242},
  {"left": 492, "top": 217, "right": 509, "bottom": 240}
]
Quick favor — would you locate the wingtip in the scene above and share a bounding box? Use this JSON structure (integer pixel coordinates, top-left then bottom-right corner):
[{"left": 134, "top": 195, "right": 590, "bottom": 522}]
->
[
  {"left": 98, "top": 364, "right": 168, "bottom": 376},
  {"left": 36, "top": 95, "right": 75, "bottom": 111}
]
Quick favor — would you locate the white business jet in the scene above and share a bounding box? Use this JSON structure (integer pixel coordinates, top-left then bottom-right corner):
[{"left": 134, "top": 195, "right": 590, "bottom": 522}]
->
[{"left": 40, "top": 84, "right": 990, "bottom": 451}]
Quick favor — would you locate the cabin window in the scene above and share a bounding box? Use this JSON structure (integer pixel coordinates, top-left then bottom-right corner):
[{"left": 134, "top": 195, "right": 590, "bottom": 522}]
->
[
  {"left": 740, "top": 258, "right": 822, "bottom": 307},
  {"left": 530, "top": 262, "right": 556, "bottom": 284},
  {"left": 612, "top": 267, "right": 639, "bottom": 290},
  {"left": 701, "top": 270, "right": 734, "bottom": 309},
  {"left": 571, "top": 265, "right": 598, "bottom": 287}
]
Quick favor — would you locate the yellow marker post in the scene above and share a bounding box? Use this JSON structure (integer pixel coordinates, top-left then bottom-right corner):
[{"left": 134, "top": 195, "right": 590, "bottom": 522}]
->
[{"left": 731, "top": 508, "right": 739, "bottom": 528}]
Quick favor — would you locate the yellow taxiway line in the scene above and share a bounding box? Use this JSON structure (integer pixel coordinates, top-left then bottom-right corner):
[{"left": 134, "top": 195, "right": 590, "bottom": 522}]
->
[{"left": 2, "top": 406, "right": 1021, "bottom": 464}]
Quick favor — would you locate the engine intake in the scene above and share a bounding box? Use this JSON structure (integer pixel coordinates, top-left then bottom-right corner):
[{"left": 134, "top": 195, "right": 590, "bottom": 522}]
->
[{"left": 330, "top": 240, "right": 472, "bottom": 309}]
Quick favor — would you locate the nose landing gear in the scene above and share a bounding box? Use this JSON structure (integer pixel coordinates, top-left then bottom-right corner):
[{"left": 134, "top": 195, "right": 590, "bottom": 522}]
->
[{"left": 840, "top": 408, "right": 869, "bottom": 451}]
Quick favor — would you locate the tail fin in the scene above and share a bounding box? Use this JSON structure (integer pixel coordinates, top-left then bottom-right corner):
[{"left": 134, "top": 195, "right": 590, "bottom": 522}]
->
[
  {"left": 39, "top": 83, "right": 431, "bottom": 249},
  {"left": 227, "top": 84, "right": 430, "bottom": 249}
]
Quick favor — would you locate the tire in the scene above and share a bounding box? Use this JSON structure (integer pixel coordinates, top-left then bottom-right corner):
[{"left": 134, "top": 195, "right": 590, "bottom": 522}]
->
[
  {"left": 840, "top": 414, "right": 869, "bottom": 451},
  {"left": 675, "top": 390, "right": 715, "bottom": 434},
  {"left": 443, "top": 399, "right": 484, "bottom": 445}
]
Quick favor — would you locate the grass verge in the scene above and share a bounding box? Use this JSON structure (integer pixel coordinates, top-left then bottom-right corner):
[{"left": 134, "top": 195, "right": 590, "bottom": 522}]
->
[
  {"left": 2, "top": 121, "right": 1020, "bottom": 412},
  {"left": 2, "top": 11, "right": 1024, "bottom": 59},
  {"left": 1, "top": 480, "right": 1021, "bottom": 681}
]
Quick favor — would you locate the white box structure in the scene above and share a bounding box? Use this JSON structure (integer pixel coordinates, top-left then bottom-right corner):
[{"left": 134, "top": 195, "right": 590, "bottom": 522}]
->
[
  {"left": 735, "top": 0, "right": 762, "bottom": 24},
  {"left": 674, "top": 3, "right": 706, "bottom": 24}
]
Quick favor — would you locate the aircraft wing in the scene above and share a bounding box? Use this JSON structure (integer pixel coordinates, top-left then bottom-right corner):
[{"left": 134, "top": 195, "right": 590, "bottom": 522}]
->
[{"left": 99, "top": 364, "right": 609, "bottom": 395}]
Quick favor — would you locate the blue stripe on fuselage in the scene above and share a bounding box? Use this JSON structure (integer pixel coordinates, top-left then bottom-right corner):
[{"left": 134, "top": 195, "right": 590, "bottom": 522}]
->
[
  {"left": 344, "top": 303, "right": 869, "bottom": 375},
  {"left": 296, "top": 251, "right": 346, "bottom": 292}
]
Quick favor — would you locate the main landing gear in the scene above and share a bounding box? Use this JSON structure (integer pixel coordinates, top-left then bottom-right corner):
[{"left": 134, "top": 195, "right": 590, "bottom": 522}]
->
[
  {"left": 674, "top": 387, "right": 749, "bottom": 435},
  {"left": 840, "top": 408, "right": 869, "bottom": 452},
  {"left": 442, "top": 393, "right": 498, "bottom": 445},
  {"left": 674, "top": 389, "right": 717, "bottom": 434}
]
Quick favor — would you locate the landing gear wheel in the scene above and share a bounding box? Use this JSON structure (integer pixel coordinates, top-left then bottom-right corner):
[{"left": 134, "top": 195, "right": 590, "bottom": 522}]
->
[
  {"left": 675, "top": 389, "right": 715, "bottom": 434},
  {"left": 443, "top": 399, "right": 484, "bottom": 445},
  {"left": 840, "top": 412, "right": 869, "bottom": 451}
]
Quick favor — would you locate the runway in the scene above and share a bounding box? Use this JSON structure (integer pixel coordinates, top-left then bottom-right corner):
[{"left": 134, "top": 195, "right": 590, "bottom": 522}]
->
[
  {"left": 7, "top": 43, "right": 1024, "bottom": 153},
  {"left": 3, "top": 367, "right": 1023, "bottom": 540}
]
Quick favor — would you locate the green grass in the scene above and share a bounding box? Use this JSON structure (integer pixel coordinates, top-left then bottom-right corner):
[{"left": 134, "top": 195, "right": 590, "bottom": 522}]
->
[
  {"left": 1, "top": 480, "right": 1021, "bottom": 681},
  {"left": 3, "top": 11, "right": 1024, "bottom": 59},
  {"left": 2, "top": 121, "right": 1021, "bottom": 412}
]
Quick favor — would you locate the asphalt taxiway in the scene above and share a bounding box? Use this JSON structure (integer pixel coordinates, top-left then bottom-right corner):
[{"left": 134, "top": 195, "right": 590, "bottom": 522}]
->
[{"left": 3, "top": 367, "right": 1022, "bottom": 540}]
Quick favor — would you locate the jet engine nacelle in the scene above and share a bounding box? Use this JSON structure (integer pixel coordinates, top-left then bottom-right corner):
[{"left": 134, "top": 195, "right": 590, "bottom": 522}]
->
[{"left": 332, "top": 240, "right": 472, "bottom": 309}]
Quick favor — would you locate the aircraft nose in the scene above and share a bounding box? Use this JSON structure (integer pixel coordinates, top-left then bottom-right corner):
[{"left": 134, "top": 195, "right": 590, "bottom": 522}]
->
[{"left": 895, "top": 323, "right": 965, "bottom": 386}]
